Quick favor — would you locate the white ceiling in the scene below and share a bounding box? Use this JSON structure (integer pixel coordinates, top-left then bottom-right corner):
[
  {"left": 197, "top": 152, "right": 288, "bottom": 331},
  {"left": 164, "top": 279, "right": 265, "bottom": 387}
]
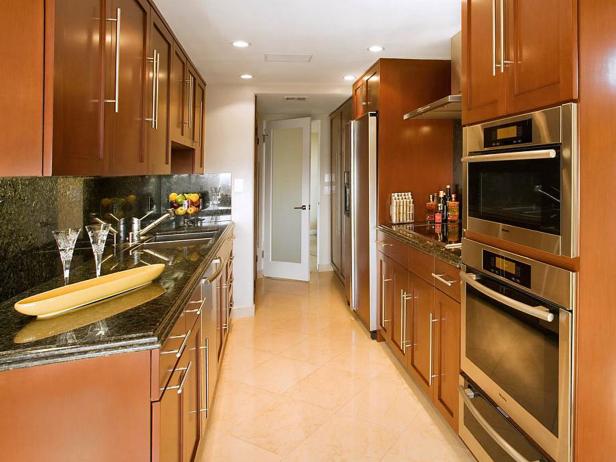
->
[
  {"left": 154, "top": 0, "right": 461, "bottom": 87},
  {"left": 256, "top": 93, "right": 349, "bottom": 115}
]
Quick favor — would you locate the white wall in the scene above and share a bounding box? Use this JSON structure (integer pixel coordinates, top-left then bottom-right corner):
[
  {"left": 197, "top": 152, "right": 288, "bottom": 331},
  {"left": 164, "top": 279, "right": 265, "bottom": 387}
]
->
[
  {"left": 206, "top": 84, "right": 349, "bottom": 313},
  {"left": 204, "top": 86, "right": 256, "bottom": 314}
]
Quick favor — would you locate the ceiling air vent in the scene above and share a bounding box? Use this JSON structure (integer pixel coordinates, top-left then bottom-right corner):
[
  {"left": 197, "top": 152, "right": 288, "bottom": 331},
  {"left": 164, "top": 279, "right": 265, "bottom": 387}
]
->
[
  {"left": 284, "top": 96, "right": 308, "bottom": 102},
  {"left": 264, "top": 53, "right": 313, "bottom": 63}
]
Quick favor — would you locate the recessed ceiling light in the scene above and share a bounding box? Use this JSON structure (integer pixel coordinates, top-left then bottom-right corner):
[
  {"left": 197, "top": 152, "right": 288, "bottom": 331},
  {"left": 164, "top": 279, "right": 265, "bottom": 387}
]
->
[
  {"left": 240, "top": 74, "right": 253, "bottom": 80},
  {"left": 232, "top": 40, "right": 250, "bottom": 48},
  {"left": 344, "top": 75, "right": 356, "bottom": 81},
  {"left": 368, "top": 45, "right": 384, "bottom": 53}
]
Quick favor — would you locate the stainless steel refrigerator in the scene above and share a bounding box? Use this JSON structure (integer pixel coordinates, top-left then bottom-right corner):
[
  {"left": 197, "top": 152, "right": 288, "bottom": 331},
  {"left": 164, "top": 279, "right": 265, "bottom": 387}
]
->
[{"left": 350, "top": 112, "right": 378, "bottom": 331}]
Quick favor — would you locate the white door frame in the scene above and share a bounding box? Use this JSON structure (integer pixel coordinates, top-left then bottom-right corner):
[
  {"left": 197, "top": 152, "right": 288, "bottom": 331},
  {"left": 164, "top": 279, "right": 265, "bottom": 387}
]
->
[{"left": 263, "top": 117, "right": 311, "bottom": 281}]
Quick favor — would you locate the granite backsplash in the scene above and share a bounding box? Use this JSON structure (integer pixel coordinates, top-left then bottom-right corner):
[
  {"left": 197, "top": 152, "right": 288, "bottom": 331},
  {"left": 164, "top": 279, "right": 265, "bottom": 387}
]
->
[{"left": 0, "top": 174, "right": 231, "bottom": 302}]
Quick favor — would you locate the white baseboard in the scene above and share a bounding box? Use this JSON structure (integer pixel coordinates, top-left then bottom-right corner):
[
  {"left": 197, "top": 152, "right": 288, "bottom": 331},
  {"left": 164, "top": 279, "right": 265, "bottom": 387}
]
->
[
  {"left": 317, "top": 263, "right": 334, "bottom": 272},
  {"left": 231, "top": 304, "right": 255, "bottom": 318}
]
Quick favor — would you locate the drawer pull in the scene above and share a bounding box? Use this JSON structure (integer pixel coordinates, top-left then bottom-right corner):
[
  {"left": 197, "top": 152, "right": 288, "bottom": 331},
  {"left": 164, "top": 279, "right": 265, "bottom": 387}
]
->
[
  {"left": 431, "top": 273, "right": 456, "bottom": 287},
  {"left": 161, "top": 328, "right": 191, "bottom": 358},
  {"left": 380, "top": 242, "right": 393, "bottom": 247},
  {"left": 185, "top": 306, "right": 202, "bottom": 314}
]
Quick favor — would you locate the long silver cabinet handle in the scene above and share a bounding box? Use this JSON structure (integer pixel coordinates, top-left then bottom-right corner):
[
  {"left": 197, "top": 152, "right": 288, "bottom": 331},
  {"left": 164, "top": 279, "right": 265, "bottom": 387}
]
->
[
  {"left": 462, "top": 149, "right": 556, "bottom": 163},
  {"left": 431, "top": 273, "right": 455, "bottom": 287},
  {"left": 499, "top": 0, "right": 514, "bottom": 72},
  {"left": 492, "top": 0, "right": 496, "bottom": 76},
  {"left": 105, "top": 8, "right": 121, "bottom": 112},
  {"left": 160, "top": 328, "right": 192, "bottom": 358},
  {"left": 399, "top": 290, "right": 405, "bottom": 351},
  {"left": 155, "top": 51, "right": 160, "bottom": 128},
  {"left": 146, "top": 50, "right": 157, "bottom": 128},
  {"left": 459, "top": 387, "right": 539, "bottom": 462},
  {"left": 459, "top": 272, "right": 555, "bottom": 322},
  {"left": 381, "top": 276, "right": 392, "bottom": 325},
  {"left": 402, "top": 291, "right": 412, "bottom": 353},
  {"left": 429, "top": 312, "right": 438, "bottom": 385},
  {"left": 177, "top": 361, "right": 192, "bottom": 395}
]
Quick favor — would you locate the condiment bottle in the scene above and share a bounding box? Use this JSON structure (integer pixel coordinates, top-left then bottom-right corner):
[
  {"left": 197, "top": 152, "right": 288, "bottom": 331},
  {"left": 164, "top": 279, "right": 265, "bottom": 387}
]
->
[{"left": 447, "top": 193, "right": 460, "bottom": 222}]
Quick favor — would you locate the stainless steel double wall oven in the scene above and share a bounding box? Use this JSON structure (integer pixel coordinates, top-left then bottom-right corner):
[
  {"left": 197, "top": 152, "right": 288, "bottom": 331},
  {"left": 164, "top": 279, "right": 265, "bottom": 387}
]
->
[{"left": 459, "top": 104, "right": 578, "bottom": 462}]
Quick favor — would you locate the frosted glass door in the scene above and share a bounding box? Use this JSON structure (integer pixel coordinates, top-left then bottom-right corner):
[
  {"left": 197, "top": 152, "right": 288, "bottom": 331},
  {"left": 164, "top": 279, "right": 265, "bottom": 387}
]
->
[{"left": 263, "top": 117, "right": 311, "bottom": 281}]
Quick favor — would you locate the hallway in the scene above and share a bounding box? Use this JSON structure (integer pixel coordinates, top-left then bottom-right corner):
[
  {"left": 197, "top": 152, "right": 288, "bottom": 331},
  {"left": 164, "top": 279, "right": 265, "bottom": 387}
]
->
[{"left": 197, "top": 273, "right": 473, "bottom": 461}]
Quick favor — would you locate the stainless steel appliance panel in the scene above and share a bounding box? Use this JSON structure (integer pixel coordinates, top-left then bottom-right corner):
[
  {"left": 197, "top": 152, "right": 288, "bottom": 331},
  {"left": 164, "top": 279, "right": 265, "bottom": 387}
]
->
[
  {"left": 460, "top": 240, "right": 574, "bottom": 461},
  {"left": 350, "top": 112, "right": 378, "bottom": 329},
  {"left": 462, "top": 104, "right": 578, "bottom": 257},
  {"left": 459, "top": 377, "right": 549, "bottom": 462}
]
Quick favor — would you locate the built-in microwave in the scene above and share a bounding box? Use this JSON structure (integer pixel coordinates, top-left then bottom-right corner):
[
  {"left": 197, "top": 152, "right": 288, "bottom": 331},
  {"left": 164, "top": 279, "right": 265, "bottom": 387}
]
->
[{"left": 462, "top": 104, "right": 578, "bottom": 257}]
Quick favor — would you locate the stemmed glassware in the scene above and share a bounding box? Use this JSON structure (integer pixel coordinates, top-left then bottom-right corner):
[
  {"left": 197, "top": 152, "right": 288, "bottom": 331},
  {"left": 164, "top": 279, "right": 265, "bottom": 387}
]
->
[
  {"left": 52, "top": 228, "right": 82, "bottom": 285},
  {"left": 86, "top": 223, "right": 111, "bottom": 277}
]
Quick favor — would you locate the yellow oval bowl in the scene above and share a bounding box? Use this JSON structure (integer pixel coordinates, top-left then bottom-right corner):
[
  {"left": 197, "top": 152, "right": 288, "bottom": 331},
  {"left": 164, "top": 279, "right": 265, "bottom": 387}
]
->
[{"left": 14, "top": 264, "right": 165, "bottom": 319}]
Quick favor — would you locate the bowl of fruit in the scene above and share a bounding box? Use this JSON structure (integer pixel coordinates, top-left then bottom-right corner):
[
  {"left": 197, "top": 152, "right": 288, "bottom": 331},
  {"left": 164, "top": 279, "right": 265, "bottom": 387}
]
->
[{"left": 169, "top": 192, "right": 202, "bottom": 218}]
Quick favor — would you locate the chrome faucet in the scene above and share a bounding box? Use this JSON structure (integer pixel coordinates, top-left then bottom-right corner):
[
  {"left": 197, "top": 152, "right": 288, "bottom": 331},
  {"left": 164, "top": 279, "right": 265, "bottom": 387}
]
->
[{"left": 129, "top": 208, "right": 175, "bottom": 245}]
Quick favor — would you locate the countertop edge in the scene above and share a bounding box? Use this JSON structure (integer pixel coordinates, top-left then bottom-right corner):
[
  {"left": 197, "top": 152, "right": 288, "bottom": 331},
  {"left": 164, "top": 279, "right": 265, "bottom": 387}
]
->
[{"left": 377, "top": 225, "right": 462, "bottom": 268}]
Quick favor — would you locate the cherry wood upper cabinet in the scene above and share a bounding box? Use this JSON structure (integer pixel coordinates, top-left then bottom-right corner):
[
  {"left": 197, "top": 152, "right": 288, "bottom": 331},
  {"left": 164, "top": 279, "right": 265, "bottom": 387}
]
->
[
  {"left": 462, "top": 0, "right": 578, "bottom": 125},
  {"left": 147, "top": 12, "right": 172, "bottom": 175},
  {"left": 0, "top": 0, "right": 45, "bottom": 176},
  {"left": 50, "top": 0, "right": 106, "bottom": 176},
  {"left": 352, "top": 65, "right": 380, "bottom": 119},
  {"left": 170, "top": 47, "right": 188, "bottom": 144},
  {"left": 506, "top": 0, "right": 578, "bottom": 115},
  {"left": 192, "top": 79, "right": 206, "bottom": 174},
  {"left": 104, "top": 0, "right": 149, "bottom": 176},
  {"left": 461, "top": 0, "right": 507, "bottom": 125}
]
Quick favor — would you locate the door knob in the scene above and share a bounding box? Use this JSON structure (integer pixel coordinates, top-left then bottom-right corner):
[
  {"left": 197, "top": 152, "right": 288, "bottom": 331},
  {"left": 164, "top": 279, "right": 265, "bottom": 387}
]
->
[{"left": 293, "top": 205, "right": 308, "bottom": 210}]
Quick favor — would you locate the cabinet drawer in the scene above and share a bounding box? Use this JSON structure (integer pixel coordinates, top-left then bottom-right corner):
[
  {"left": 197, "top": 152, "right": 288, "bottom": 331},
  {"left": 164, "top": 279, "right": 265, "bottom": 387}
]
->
[
  {"left": 377, "top": 232, "right": 408, "bottom": 267},
  {"left": 407, "top": 246, "right": 435, "bottom": 284},
  {"left": 432, "top": 259, "right": 461, "bottom": 302},
  {"left": 185, "top": 278, "right": 205, "bottom": 328},
  {"left": 158, "top": 312, "right": 188, "bottom": 396}
]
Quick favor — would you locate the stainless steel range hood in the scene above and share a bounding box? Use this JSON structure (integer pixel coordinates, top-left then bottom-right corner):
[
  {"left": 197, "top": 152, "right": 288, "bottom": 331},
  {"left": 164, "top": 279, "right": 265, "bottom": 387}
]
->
[
  {"left": 403, "top": 32, "right": 461, "bottom": 121},
  {"left": 403, "top": 94, "right": 461, "bottom": 120}
]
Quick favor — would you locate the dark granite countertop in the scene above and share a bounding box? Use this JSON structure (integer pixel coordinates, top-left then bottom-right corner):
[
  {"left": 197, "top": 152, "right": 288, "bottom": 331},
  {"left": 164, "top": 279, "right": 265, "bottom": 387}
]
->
[
  {"left": 0, "top": 221, "right": 233, "bottom": 372},
  {"left": 378, "top": 223, "right": 462, "bottom": 268}
]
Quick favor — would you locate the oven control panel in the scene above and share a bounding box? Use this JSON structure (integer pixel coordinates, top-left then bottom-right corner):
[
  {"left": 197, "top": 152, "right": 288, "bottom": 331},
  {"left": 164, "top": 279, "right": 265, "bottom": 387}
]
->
[
  {"left": 483, "top": 250, "right": 531, "bottom": 288},
  {"left": 483, "top": 118, "right": 532, "bottom": 148}
]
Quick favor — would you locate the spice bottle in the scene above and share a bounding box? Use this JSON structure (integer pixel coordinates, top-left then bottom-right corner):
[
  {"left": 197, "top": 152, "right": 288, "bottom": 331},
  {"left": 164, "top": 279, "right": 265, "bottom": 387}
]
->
[
  {"left": 447, "top": 193, "right": 460, "bottom": 222},
  {"left": 425, "top": 194, "right": 436, "bottom": 223}
]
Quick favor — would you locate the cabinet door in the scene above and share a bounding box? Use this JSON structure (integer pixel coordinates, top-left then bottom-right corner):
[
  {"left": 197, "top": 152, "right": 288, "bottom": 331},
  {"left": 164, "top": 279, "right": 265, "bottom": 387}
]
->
[
  {"left": 330, "top": 110, "right": 342, "bottom": 275},
  {"left": 105, "top": 0, "right": 149, "bottom": 175},
  {"left": 52, "top": 0, "right": 105, "bottom": 175},
  {"left": 433, "top": 290, "right": 461, "bottom": 431},
  {"left": 378, "top": 253, "right": 394, "bottom": 339},
  {"left": 170, "top": 47, "right": 187, "bottom": 143},
  {"left": 185, "top": 67, "right": 198, "bottom": 142},
  {"left": 193, "top": 80, "right": 206, "bottom": 173},
  {"left": 147, "top": 12, "right": 172, "bottom": 175},
  {"left": 506, "top": 0, "right": 577, "bottom": 115},
  {"left": 409, "top": 274, "right": 434, "bottom": 393},
  {"left": 390, "top": 261, "right": 411, "bottom": 363},
  {"left": 462, "top": 0, "right": 507, "bottom": 125},
  {"left": 159, "top": 384, "right": 182, "bottom": 462},
  {"left": 182, "top": 326, "right": 200, "bottom": 462},
  {"left": 352, "top": 81, "right": 365, "bottom": 118},
  {"left": 365, "top": 70, "right": 380, "bottom": 113}
]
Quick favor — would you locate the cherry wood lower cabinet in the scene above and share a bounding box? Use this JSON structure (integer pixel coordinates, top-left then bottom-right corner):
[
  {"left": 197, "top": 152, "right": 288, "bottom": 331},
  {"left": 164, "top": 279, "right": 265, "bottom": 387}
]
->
[{"left": 377, "top": 232, "right": 462, "bottom": 431}]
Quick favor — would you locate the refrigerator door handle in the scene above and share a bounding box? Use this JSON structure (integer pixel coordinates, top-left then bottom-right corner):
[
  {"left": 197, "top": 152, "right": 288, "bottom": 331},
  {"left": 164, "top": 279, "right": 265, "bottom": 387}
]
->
[{"left": 350, "top": 120, "right": 358, "bottom": 311}]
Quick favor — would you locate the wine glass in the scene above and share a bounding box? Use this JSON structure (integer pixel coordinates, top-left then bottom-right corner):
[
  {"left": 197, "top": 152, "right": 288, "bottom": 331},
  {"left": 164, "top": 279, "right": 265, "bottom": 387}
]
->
[
  {"left": 52, "top": 228, "right": 81, "bottom": 285},
  {"left": 86, "top": 223, "right": 111, "bottom": 277}
]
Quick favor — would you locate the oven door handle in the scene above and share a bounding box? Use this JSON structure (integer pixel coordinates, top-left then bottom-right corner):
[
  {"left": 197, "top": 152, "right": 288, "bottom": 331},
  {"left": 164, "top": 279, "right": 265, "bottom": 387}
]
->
[
  {"left": 459, "top": 387, "right": 541, "bottom": 462},
  {"left": 462, "top": 149, "right": 556, "bottom": 163},
  {"left": 459, "top": 272, "right": 555, "bottom": 322}
]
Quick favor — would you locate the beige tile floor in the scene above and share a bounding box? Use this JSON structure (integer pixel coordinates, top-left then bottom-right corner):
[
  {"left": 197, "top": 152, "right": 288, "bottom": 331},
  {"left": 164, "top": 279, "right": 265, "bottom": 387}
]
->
[{"left": 197, "top": 272, "right": 474, "bottom": 462}]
